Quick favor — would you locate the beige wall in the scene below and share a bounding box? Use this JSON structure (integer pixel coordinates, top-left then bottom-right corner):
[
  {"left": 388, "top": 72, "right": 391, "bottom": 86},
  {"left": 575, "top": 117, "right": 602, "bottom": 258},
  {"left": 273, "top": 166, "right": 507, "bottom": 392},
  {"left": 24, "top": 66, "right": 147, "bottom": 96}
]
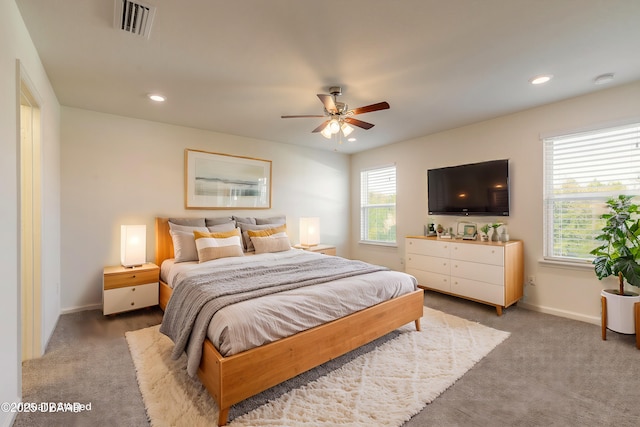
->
[
  {"left": 351, "top": 81, "right": 640, "bottom": 325},
  {"left": 60, "top": 107, "right": 350, "bottom": 311},
  {"left": 1, "top": 2, "right": 61, "bottom": 426}
]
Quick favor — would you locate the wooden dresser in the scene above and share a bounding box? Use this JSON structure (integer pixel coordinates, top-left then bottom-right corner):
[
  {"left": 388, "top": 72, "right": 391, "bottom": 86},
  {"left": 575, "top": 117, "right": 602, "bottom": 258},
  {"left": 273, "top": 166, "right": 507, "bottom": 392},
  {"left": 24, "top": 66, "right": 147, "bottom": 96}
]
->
[{"left": 405, "top": 236, "right": 523, "bottom": 315}]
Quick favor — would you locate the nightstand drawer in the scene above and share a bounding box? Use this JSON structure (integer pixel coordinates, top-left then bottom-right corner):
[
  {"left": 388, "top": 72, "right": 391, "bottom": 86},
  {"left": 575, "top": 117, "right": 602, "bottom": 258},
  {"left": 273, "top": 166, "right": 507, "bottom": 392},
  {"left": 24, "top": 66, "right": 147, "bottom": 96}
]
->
[
  {"left": 103, "top": 282, "right": 158, "bottom": 315},
  {"left": 104, "top": 269, "right": 158, "bottom": 290}
]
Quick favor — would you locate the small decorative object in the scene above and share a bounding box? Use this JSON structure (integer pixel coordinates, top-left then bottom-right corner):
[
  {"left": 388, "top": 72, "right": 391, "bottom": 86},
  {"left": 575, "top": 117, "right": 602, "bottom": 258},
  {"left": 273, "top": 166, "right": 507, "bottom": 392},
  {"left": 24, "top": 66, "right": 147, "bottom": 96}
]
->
[
  {"left": 457, "top": 222, "right": 477, "bottom": 240},
  {"left": 490, "top": 223, "right": 502, "bottom": 242},
  {"left": 500, "top": 225, "right": 509, "bottom": 242},
  {"left": 436, "top": 224, "right": 444, "bottom": 234},
  {"left": 480, "top": 224, "right": 490, "bottom": 242},
  {"left": 425, "top": 223, "right": 436, "bottom": 236}
]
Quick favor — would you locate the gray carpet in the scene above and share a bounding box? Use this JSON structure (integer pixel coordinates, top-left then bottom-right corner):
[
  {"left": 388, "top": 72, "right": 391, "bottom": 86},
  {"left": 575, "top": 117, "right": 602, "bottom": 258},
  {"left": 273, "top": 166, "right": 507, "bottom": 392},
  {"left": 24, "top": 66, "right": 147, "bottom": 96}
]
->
[{"left": 14, "top": 291, "right": 640, "bottom": 427}]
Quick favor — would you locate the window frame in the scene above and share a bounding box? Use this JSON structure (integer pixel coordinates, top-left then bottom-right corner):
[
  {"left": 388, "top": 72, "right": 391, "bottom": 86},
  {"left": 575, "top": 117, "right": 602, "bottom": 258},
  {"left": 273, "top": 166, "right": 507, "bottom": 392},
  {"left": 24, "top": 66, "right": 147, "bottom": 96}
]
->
[
  {"left": 543, "top": 121, "right": 640, "bottom": 263},
  {"left": 360, "top": 164, "right": 397, "bottom": 246}
]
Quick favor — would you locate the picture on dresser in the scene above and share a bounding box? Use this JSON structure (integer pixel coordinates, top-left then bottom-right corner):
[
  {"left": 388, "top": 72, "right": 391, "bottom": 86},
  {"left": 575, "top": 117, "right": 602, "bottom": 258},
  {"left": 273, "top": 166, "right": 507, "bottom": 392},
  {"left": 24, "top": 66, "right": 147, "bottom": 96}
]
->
[{"left": 185, "top": 149, "right": 272, "bottom": 209}]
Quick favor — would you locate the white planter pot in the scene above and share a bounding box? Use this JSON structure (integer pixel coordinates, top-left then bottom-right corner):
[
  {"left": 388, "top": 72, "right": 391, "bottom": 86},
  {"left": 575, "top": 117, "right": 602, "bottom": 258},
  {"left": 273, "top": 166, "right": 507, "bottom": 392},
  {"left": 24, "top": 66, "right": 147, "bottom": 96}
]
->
[{"left": 602, "top": 289, "right": 640, "bottom": 334}]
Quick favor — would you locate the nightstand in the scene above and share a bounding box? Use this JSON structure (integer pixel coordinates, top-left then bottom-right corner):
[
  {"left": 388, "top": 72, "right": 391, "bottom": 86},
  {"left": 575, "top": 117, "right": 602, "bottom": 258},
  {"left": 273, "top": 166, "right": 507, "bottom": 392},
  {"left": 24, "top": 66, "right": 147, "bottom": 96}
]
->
[
  {"left": 103, "top": 263, "right": 159, "bottom": 315},
  {"left": 294, "top": 244, "right": 337, "bottom": 256}
]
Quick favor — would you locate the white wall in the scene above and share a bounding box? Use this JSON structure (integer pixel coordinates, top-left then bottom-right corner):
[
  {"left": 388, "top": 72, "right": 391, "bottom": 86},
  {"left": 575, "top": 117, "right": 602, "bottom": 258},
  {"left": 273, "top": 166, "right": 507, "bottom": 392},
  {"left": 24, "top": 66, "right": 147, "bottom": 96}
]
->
[
  {"left": 1, "top": 2, "right": 61, "bottom": 427},
  {"left": 351, "top": 81, "right": 640, "bottom": 325},
  {"left": 60, "top": 107, "right": 350, "bottom": 312}
]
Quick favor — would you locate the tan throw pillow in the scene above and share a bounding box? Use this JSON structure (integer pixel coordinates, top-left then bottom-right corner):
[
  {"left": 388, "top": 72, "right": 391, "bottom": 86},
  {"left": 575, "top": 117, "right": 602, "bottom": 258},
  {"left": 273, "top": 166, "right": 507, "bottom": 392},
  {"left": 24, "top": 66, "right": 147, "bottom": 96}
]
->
[
  {"left": 250, "top": 235, "right": 291, "bottom": 254},
  {"left": 241, "top": 223, "right": 287, "bottom": 251},
  {"left": 194, "top": 228, "right": 244, "bottom": 263}
]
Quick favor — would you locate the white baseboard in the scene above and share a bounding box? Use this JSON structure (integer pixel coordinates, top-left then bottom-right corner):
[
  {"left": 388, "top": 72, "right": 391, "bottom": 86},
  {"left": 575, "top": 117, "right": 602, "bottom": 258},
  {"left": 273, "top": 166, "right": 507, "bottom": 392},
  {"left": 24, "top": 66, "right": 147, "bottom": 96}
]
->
[
  {"left": 519, "top": 301, "right": 600, "bottom": 326},
  {"left": 61, "top": 303, "right": 102, "bottom": 315}
]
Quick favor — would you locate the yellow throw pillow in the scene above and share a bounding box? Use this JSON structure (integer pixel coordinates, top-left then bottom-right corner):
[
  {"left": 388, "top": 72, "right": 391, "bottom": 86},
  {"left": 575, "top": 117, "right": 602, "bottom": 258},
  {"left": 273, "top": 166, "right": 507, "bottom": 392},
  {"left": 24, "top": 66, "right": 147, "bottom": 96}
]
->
[
  {"left": 246, "top": 224, "right": 287, "bottom": 238},
  {"left": 194, "top": 228, "right": 244, "bottom": 263}
]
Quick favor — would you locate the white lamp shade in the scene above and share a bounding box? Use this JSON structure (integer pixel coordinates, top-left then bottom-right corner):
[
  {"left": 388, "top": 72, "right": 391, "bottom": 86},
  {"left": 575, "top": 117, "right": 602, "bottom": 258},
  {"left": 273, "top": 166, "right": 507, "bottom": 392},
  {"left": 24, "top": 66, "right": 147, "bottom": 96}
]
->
[
  {"left": 299, "top": 217, "right": 320, "bottom": 247},
  {"left": 121, "top": 225, "right": 146, "bottom": 267}
]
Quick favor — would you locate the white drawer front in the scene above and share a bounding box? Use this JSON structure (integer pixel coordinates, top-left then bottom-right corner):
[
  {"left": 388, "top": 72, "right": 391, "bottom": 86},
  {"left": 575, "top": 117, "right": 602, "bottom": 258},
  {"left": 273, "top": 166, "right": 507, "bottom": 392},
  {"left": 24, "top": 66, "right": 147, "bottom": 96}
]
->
[
  {"left": 103, "top": 282, "right": 158, "bottom": 315},
  {"left": 406, "top": 253, "right": 450, "bottom": 275},
  {"left": 406, "top": 238, "right": 451, "bottom": 258},
  {"left": 450, "top": 243, "right": 504, "bottom": 266},
  {"left": 451, "top": 277, "right": 504, "bottom": 305},
  {"left": 406, "top": 269, "right": 450, "bottom": 293},
  {"left": 451, "top": 260, "right": 504, "bottom": 285}
]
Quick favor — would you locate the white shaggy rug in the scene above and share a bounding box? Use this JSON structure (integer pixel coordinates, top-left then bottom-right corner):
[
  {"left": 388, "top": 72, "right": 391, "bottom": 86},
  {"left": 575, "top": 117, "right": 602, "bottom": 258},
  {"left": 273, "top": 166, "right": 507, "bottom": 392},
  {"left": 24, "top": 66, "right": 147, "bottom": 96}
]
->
[{"left": 126, "top": 307, "right": 509, "bottom": 426}]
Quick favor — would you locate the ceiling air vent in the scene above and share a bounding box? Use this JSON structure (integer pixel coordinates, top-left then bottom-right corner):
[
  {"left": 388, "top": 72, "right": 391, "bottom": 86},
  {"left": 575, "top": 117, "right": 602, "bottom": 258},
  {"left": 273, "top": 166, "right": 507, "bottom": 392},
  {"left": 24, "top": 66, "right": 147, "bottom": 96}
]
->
[{"left": 114, "top": 0, "right": 156, "bottom": 39}]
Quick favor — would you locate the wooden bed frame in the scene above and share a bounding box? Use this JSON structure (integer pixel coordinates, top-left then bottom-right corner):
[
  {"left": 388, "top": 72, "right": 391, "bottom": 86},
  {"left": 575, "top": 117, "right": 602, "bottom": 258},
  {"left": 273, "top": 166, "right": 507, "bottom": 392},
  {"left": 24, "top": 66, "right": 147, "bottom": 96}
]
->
[{"left": 154, "top": 217, "right": 424, "bottom": 426}]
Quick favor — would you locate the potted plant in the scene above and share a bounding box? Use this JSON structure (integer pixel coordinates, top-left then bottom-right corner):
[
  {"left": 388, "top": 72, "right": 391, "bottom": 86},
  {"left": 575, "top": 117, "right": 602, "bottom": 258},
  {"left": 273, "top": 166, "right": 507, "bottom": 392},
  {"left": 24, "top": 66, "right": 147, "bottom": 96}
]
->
[
  {"left": 591, "top": 195, "right": 640, "bottom": 334},
  {"left": 480, "top": 224, "right": 490, "bottom": 241},
  {"left": 490, "top": 223, "right": 502, "bottom": 241}
]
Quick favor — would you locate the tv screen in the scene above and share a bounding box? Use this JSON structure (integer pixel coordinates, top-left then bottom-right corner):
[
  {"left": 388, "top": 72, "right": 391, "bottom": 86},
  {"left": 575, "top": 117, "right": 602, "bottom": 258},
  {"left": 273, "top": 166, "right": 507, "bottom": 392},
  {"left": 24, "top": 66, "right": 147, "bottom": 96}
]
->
[{"left": 428, "top": 159, "right": 510, "bottom": 216}]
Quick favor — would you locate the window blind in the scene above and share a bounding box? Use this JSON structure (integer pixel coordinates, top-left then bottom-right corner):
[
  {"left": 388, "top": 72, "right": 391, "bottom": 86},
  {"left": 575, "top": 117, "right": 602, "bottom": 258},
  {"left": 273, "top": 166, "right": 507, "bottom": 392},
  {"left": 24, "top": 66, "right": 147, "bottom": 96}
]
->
[
  {"left": 543, "top": 122, "right": 640, "bottom": 260},
  {"left": 360, "top": 165, "right": 397, "bottom": 244}
]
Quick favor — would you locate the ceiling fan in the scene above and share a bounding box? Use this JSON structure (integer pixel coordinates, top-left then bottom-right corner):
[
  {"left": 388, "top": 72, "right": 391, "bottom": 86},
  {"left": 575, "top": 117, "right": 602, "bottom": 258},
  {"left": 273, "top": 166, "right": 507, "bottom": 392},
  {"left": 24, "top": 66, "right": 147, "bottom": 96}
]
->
[{"left": 281, "top": 86, "right": 390, "bottom": 139}]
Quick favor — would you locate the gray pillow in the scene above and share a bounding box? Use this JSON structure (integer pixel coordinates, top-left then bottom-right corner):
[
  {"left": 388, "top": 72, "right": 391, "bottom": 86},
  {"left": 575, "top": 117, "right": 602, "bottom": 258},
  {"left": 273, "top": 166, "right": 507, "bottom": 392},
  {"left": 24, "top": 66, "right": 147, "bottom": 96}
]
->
[
  {"left": 168, "top": 217, "right": 205, "bottom": 227},
  {"left": 205, "top": 217, "right": 234, "bottom": 227},
  {"left": 168, "top": 222, "right": 208, "bottom": 262},
  {"left": 207, "top": 222, "right": 236, "bottom": 233},
  {"left": 233, "top": 216, "right": 257, "bottom": 225},
  {"left": 255, "top": 215, "right": 286, "bottom": 225}
]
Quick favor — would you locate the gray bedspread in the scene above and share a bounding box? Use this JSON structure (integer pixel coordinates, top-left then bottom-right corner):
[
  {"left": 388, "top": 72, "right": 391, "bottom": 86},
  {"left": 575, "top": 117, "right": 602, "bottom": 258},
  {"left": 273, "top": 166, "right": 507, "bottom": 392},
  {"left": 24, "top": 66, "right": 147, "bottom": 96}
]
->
[{"left": 159, "top": 252, "right": 388, "bottom": 376}]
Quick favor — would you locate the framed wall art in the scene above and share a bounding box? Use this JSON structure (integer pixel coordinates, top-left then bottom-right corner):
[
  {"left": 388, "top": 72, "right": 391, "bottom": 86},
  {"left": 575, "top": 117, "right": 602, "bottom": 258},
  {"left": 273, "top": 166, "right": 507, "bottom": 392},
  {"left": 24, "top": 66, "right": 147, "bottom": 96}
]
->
[{"left": 185, "top": 149, "right": 272, "bottom": 209}]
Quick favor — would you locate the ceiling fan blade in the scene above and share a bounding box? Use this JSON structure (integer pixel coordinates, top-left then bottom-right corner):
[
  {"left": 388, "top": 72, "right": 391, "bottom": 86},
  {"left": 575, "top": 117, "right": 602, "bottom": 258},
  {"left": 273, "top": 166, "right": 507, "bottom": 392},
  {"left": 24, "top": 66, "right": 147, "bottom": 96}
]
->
[
  {"left": 344, "top": 117, "right": 375, "bottom": 130},
  {"left": 349, "top": 101, "right": 390, "bottom": 115},
  {"left": 317, "top": 94, "right": 337, "bottom": 113},
  {"left": 312, "top": 120, "right": 330, "bottom": 133},
  {"left": 281, "top": 115, "right": 326, "bottom": 118}
]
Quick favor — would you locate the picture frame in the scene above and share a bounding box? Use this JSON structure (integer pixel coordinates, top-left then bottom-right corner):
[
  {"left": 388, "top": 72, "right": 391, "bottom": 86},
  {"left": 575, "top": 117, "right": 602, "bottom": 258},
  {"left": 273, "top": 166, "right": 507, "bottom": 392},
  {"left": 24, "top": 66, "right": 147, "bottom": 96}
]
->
[
  {"left": 185, "top": 149, "right": 272, "bottom": 209},
  {"left": 457, "top": 222, "right": 477, "bottom": 240}
]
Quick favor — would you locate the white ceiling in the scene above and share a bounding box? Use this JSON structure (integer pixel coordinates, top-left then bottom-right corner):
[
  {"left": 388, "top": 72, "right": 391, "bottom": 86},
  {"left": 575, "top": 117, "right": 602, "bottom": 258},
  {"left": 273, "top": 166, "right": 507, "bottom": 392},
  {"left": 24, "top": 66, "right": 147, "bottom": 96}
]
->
[{"left": 16, "top": 0, "right": 640, "bottom": 154}]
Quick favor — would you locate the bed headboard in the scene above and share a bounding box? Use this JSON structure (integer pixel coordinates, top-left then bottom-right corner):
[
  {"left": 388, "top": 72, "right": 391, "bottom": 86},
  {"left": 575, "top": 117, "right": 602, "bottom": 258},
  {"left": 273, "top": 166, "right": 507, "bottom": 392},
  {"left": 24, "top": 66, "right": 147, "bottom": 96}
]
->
[{"left": 155, "top": 217, "right": 174, "bottom": 267}]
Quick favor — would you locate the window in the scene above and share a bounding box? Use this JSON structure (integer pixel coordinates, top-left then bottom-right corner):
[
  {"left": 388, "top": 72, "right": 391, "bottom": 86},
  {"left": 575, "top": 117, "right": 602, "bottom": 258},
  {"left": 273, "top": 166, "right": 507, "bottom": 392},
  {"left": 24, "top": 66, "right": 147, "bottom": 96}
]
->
[
  {"left": 360, "top": 165, "right": 396, "bottom": 244},
  {"left": 543, "top": 122, "right": 640, "bottom": 261}
]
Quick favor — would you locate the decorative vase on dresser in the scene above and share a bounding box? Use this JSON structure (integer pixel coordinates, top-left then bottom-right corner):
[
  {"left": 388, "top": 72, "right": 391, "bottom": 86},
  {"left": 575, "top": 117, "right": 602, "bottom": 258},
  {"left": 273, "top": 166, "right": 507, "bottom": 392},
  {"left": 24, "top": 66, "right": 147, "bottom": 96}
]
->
[{"left": 405, "top": 236, "right": 524, "bottom": 315}]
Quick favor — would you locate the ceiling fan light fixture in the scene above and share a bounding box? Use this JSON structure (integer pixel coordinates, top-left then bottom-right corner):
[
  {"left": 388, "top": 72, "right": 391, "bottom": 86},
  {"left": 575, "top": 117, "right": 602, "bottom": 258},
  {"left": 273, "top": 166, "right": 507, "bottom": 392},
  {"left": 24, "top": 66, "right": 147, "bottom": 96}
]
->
[
  {"left": 341, "top": 122, "right": 354, "bottom": 137},
  {"left": 321, "top": 126, "right": 333, "bottom": 139},
  {"left": 329, "top": 119, "right": 340, "bottom": 134}
]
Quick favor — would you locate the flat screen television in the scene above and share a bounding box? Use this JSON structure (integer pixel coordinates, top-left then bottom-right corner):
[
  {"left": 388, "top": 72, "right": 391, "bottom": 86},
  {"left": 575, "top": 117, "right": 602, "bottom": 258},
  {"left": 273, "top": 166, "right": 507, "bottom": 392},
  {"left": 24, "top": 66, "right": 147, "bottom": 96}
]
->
[{"left": 427, "top": 159, "right": 510, "bottom": 216}]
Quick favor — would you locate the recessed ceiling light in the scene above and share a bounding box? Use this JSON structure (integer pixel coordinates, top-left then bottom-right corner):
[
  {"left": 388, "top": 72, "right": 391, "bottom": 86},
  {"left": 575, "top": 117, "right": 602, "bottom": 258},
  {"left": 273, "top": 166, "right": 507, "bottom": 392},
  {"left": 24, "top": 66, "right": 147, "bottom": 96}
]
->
[
  {"left": 529, "top": 75, "right": 553, "bottom": 85},
  {"left": 594, "top": 73, "right": 615, "bottom": 85},
  {"left": 347, "top": 137, "right": 356, "bottom": 142},
  {"left": 148, "top": 94, "right": 166, "bottom": 102}
]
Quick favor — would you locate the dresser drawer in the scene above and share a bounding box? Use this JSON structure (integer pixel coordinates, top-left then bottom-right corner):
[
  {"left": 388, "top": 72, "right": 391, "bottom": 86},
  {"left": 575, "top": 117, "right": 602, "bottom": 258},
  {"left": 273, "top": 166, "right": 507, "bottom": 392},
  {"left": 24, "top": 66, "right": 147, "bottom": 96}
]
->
[
  {"left": 406, "top": 238, "right": 451, "bottom": 258},
  {"left": 103, "top": 282, "right": 158, "bottom": 315},
  {"left": 450, "top": 243, "right": 504, "bottom": 266},
  {"left": 406, "top": 253, "right": 450, "bottom": 275},
  {"left": 451, "top": 259, "right": 504, "bottom": 285},
  {"left": 104, "top": 269, "right": 159, "bottom": 290},
  {"left": 451, "top": 277, "right": 504, "bottom": 305},
  {"left": 407, "top": 269, "right": 450, "bottom": 293}
]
